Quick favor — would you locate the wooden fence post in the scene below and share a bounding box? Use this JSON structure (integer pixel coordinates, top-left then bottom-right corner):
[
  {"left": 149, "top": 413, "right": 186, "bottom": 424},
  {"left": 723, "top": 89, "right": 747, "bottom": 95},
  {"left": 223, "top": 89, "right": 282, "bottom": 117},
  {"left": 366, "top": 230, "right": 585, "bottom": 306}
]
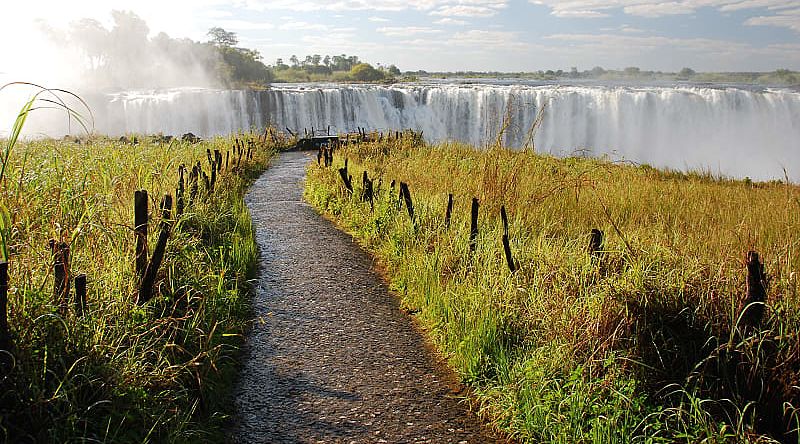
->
[
  {"left": 444, "top": 193, "right": 453, "bottom": 229},
  {"left": 501, "top": 206, "right": 516, "bottom": 273},
  {"left": 74, "top": 274, "right": 87, "bottom": 316},
  {"left": 588, "top": 229, "right": 604, "bottom": 258},
  {"left": 399, "top": 182, "right": 414, "bottom": 221},
  {"left": 52, "top": 241, "right": 70, "bottom": 315},
  {"left": 362, "top": 171, "right": 374, "bottom": 207},
  {"left": 210, "top": 161, "right": 217, "bottom": 193},
  {"left": 134, "top": 190, "right": 148, "bottom": 280},
  {"left": 739, "top": 251, "right": 766, "bottom": 329},
  {"left": 138, "top": 195, "right": 173, "bottom": 305},
  {"left": 469, "top": 198, "right": 479, "bottom": 253},
  {"left": 0, "top": 261, "right": 8, "bottom": 349},
  {"left": 338, "top": 159, "right": 353, "bottom": 193},
  {"left": 176, "top": 165, "right": 185, "bottom": 217}
]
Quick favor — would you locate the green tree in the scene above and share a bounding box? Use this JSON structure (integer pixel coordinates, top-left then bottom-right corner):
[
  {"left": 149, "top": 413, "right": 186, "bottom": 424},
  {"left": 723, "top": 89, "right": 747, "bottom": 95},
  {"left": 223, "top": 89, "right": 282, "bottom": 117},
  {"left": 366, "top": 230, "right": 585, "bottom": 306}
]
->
[
  {"left": 678, "top": 67, "right": 696, "bottom": 78},
  {"left": 387, "top": 64, "right": 401, "bottom": 76},
  {"left": 207, "top": 27, "right": 238, "bottom": 47},
  {"left": 350, "top": 63, "right": 384, "bottom": 82}
]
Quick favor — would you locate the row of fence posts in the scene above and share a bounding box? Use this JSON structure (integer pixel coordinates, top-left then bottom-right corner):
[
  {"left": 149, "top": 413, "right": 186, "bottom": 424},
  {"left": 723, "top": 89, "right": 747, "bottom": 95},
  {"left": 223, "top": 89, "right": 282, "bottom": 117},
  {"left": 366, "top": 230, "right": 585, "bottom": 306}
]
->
[
  {"left": 325, "top": 154, "right": 768, "bottom": 331},
  {"left": 0, "top": 137, "right": 258, "bottom": 350}
]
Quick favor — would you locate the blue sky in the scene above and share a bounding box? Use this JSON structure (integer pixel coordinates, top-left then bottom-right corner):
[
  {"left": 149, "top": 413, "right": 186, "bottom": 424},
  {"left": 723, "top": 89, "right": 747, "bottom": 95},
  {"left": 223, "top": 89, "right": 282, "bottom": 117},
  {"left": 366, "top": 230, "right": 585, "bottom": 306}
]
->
[{"left": 3, "top": 0, "right": 800, "bottom": 73}]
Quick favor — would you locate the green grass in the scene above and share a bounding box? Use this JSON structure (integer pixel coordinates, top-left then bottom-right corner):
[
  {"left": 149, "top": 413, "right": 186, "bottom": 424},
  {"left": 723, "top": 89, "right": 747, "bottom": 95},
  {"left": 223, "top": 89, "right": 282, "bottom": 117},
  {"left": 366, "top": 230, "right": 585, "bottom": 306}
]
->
[
  {"left": 0, "top": 132, "right": 277, "bottom": 442},
  {"left": 305, "top": 139, "right": 800, "bottom": 442}
]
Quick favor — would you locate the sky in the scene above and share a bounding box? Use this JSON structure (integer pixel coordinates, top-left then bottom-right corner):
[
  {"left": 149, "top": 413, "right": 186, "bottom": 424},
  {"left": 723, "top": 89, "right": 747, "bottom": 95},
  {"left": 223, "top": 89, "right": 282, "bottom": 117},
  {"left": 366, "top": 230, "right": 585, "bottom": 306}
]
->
[{"left": 2, "top": 0, "right": 800, "bottom": 76}]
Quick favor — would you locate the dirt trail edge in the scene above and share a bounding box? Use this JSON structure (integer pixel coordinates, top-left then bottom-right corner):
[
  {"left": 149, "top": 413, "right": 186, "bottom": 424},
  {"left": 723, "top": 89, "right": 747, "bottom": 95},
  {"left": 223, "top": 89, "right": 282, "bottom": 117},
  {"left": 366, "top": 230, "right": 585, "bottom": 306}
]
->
[{"left": 231, "top": 152, "right": 503, "bottom": 443}]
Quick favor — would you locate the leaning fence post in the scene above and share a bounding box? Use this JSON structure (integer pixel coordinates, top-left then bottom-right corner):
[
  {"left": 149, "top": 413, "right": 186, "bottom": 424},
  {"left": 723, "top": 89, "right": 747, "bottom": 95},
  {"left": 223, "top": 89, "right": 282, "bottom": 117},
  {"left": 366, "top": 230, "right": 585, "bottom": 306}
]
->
[
  {"left": 138, "top": 195, "right": 173, "bottom": 305},
  {"left": 469, "top": 198, "right": 479, "bottom": 253},
  {"left": 74, "top": 274, "right": 87, "bottom": 316},
  {"left": 500, "top": 206, "right": 516, "bottom": 273},
  {"left": 134, "top": 190, "right": 148, "bottom": 280},
  {"left": 0, "top": 261, "right": 8, "bottom": 349},
  {"left": 399, "top": 182, "right": 414, "bottom": 221}
]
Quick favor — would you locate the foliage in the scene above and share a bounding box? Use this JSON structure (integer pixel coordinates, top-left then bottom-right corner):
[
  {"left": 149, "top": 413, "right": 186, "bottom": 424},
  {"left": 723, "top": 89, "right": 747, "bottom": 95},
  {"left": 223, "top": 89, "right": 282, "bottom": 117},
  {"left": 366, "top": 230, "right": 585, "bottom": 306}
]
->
[
  {"left": 305, "top": 138, "right": 800, "bottom": 442},
  {"left": 271, "top": 54, "right": 396, "bottom": 83},
  {"left": 349, "top": 63, "right": 385, "bottom": 82},
  {"left": 0, "top": 132, "right": 276, "bottom": 442}
]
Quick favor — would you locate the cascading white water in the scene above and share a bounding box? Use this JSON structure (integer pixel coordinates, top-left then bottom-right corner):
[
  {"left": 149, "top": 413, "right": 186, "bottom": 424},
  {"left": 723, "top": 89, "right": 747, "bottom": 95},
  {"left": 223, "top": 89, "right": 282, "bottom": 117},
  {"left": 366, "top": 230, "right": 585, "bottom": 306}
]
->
[{"left": 27, "top": 83, "right": 800, "bottom": 181}]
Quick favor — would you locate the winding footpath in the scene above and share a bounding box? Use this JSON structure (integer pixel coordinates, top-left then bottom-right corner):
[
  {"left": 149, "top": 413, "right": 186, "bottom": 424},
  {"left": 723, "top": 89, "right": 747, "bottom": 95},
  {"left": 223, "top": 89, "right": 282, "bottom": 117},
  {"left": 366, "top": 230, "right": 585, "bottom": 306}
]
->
[{"left": 230, "top": 152, "right": 502, "bottom": 443}]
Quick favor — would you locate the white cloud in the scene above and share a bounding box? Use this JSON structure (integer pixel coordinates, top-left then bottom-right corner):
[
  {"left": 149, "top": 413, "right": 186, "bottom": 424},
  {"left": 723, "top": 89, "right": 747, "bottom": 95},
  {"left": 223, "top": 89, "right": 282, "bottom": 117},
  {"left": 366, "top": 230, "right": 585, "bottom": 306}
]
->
[
  {"left": 377, "top": 26, "right": 444, "bottom": 36},
  {"left": 434, "top": 18, "right": 469, "bottom": 25},
  {"left": 530, "top": 0, "right": 800, "bottom": 33},
  {"left": 368, "top": 16, "right": 390, "bottom": 22},
  {"left": 278, "top": 21, "right": 328, "bottom": 31}
]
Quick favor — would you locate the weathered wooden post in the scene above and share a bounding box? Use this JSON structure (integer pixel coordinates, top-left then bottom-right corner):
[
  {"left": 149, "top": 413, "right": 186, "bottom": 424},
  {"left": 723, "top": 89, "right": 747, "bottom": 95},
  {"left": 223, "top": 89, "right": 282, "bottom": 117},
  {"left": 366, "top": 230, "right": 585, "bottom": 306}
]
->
[
  {"left": 362, "top": 171, "right": 374, "bottom": 207},
  {"left": 739, "top": 251, "right": 766, "bottom": 329},
  {"left": 501, "top": 206, "right": 516, "bottom": 273},
  {"left": 210, "top": 161, "right": 217, "bottom": 193},
  {"left": 138, "top": 195, "right": 173, "bottom": 305},
  {"left": 338, "top": 159, "right": 353, "bottom": 193},
  {"left": 176, "top": 165, "right": 185, "bottom": 217},
  {"left": 399, "top": 182, "right": 414, "bottom": 221},
  {"left": 225, "top": 151, "right": 230, "bottom": 170},
  {"left": 74, "top": 274, "right": 87, "bottom": 316},
  {"left": 588, "top": 229, "right": 604, "bottom": 258},
  {"left": 52, "top": 241, "right": 70, "bottom": 314},
  {"left": 469, "top": 198, "right": 479, "bottom": 253},
  {"left": 0, "top": 261, "right": 8, "bottom": 349},
  {"left": 444, "top": 193, "right": 453, "bottom": 228},
  {"left": 134, "top": 190, "right": 148, "bottom": 280}
]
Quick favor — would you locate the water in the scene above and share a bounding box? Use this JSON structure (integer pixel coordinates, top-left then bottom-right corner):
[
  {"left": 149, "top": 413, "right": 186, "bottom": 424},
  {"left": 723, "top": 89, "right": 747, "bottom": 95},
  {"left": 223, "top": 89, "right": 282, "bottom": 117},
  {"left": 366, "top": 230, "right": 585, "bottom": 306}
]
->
[{"left": 10, "top": 81, "right": 800, "bottom": 181}]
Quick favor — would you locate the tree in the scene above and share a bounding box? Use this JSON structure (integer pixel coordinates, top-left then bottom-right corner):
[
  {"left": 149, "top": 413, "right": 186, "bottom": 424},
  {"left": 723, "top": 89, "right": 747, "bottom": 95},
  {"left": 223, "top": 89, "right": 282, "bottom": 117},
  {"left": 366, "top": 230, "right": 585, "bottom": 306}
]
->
[
  {"left": 350, "top": 63, "right": 384, "bottom": 82},
  {"left": 387, "top": 64, "right": 401, "bottom": 76},
  {"left": 207, "top": 27, "right": 238, "bottom": 47},
  {"left": 678, "top": 67, "right": 696, "bottom": 78},
  {"left": 624, "top": 66, "right": 641, "bottom": 76},
  {"left": 289, "top": 55, "right": 299, "bottom": 67}
]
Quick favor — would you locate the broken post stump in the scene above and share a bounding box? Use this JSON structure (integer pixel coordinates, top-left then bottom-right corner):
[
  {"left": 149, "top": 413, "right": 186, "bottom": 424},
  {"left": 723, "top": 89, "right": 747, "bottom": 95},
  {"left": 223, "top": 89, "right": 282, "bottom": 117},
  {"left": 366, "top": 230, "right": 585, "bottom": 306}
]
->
[
  {"left": 399, "top": 182, "right": 414, "bottom": 221},
  {"left": 52, "top": 241, "right": 70, "bottom": 315},
  {"left": 138, "top": 195, "right": 173, "bottom": 305},
  {"left": 134, "top": 190, "right": 148, "bottom": 280},
  {"left": 588, "top": 229, "right": 604, "bottom": 258},
  {"left": 444, "top": 193, "right": 453, "bottom": 229},
  {"left": 0, "top": 261, "right": 8, "bottom": 349},
  {"left": 469, "top": 198, "right": 479, "bottom": 253},
  {"left": 74, "top": 274, "right": 87, "bottom": 316},
  {"left": 739, "top": 250, "right": 766, "bottom": 329}
]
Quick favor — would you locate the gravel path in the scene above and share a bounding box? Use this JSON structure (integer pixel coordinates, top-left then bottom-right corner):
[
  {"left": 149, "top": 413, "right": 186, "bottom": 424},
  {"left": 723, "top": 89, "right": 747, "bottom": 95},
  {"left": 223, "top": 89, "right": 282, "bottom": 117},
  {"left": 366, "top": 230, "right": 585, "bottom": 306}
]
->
[{"left": 230, "top": 151, "right": 502, "bottom": 444}]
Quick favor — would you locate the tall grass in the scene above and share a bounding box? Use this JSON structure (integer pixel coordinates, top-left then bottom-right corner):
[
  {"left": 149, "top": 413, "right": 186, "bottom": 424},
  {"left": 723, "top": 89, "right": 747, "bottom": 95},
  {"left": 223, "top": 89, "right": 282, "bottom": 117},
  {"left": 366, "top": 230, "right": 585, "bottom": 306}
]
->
[
  {"left": 305, "top": 139, "right": 800, "bottom": 442},
  {"left": 0, "top": 131, "right": 275, "bottom": 442}
]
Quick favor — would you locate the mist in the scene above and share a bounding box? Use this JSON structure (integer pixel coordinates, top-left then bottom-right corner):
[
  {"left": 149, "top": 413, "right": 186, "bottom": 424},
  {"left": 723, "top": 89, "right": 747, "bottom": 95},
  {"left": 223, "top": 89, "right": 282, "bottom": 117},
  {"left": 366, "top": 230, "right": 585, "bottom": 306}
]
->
[{"left": 0, "top": 10, "right": 222, "bottom": 137}]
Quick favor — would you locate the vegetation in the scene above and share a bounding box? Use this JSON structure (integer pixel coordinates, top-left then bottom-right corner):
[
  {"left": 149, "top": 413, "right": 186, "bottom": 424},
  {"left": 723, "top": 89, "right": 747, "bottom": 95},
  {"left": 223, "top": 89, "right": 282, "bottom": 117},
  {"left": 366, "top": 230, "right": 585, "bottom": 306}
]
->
[
  {"left": 419, "top": 67, "right": 800, "bottom": 85},
  {"left": 271, "top": 53, "right": 398, "bottom": 83},
  {"left": 0, "top": 92, "right": 278, "bottom": 441},
  {"left": 305, "top": 137, "right": 800, "bottom": 442}
]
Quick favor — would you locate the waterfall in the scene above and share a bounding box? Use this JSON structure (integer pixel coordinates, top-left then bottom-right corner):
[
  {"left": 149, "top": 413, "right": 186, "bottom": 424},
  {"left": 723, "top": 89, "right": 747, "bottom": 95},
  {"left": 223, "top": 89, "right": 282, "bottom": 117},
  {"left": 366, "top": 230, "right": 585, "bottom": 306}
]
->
[{"left": 19, "top": 83, "right": 800, "bottom": 181}]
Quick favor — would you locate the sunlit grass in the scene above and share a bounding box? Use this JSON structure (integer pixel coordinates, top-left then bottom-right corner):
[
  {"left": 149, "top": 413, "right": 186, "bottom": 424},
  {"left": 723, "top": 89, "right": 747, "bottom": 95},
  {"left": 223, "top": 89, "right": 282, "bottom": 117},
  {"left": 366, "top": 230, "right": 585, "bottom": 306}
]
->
[
  {"left": 0, "top": 132, "right": 276, "bottom": 442},
  {"left": 305, "top": 138, "right": 800, "bottom": 442}
]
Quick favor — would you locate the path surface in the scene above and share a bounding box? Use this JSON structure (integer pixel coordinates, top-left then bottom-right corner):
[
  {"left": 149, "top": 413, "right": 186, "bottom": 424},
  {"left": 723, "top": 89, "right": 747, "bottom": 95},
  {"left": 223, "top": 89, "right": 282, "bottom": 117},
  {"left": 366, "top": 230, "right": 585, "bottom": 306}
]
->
[{"left": 231, "top": 152, "right": 502, "bottom": 443}]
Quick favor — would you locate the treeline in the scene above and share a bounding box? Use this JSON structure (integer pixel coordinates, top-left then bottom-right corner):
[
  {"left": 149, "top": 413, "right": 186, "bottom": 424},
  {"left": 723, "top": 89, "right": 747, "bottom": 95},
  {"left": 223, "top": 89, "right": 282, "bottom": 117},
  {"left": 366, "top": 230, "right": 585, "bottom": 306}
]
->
[
  {"left": 422, "top": 66, "right": 800, "bottom": 85},
  {"left": 270, "top": 54, "right": 401, "bottom": 83},
  {"left": 60, "top": 13, "right": 271, "bottom": 88}
]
